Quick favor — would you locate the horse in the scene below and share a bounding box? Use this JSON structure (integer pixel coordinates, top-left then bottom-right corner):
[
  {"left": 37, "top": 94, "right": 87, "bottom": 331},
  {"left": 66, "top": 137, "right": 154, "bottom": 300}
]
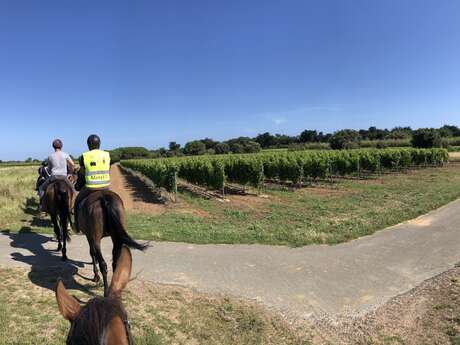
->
[
  {"left": 43, "top": 178, "right": 76, "bottom": 261},
  {"left": 76, "top": 189, "right": 147, "bottom": 296},
  {"left": 56, "top": 246, "right": 134, "bottom": 345}
]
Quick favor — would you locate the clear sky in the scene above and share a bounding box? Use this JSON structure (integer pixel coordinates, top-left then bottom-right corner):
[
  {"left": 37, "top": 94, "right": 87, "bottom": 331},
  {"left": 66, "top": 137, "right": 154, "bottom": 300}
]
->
[{"left": 1, "top": 0, "right": 459, "bottom": 160}]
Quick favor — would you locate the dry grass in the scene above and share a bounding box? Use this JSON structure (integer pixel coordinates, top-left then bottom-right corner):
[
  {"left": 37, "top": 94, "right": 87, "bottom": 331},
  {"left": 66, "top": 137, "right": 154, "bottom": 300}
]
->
[
  {"left": 0, "top": 267, "right": 310, "bottom": 345},
  {"left": 0, "top": 166, "right": 39, "bottom": 231},
  {"left": 311, "top": 266, "right": 460, "bottom": 345}
]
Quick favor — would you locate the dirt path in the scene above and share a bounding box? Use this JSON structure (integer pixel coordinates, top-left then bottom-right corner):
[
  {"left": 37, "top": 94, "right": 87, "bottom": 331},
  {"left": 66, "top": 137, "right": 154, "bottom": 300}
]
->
[
  {"left": 110, "top": 163, "right": 166, "bottom": 214},
  {"left": 2, "top": 199, "right": 460, "bottom": 322},
  {"left": 450, "top": 152, "right": 460, "bottom": 161}
]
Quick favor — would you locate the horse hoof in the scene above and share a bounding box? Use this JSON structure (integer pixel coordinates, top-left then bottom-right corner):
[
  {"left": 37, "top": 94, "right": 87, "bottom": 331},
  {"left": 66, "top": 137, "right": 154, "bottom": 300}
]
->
[
  {"left": 93, "top": 276, "right": 100, "bottom": 283},
  {"left": 61, "top": 256, "right": 68, "bottom": 262}
]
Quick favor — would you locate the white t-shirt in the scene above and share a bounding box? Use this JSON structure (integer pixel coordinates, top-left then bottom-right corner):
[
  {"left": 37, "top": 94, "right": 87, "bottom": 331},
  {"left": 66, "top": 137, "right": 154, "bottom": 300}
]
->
[{"left": 48, "top": 151, "right": 71, "bottom": 176}]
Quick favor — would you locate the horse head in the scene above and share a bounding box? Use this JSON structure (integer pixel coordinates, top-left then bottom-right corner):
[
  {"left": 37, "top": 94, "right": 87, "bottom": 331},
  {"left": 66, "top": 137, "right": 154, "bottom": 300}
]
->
[{"left": 56, "top": 246, "right": 133, "bottom": 345}]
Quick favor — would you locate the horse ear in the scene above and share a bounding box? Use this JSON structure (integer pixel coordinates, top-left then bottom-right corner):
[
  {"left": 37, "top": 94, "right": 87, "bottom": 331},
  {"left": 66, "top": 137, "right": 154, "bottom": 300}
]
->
[
  {"left": 55, "top": 280, "right": 81, "bottom": 321},
  {"left": 109, "top": 246, "right": 132, "bottom": 296}
]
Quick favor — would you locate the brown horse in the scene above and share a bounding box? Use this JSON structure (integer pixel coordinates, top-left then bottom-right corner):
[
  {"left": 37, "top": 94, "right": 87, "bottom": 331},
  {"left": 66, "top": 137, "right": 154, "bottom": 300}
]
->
[
  {"left": 43, "top": 178, "right": 75, "bottom": 261},
  {"left": 56, "top": 246, "right": 133, "bottom": 345},
  {"left": 76, "top": 189, "right": 146, "bottom": 296}
]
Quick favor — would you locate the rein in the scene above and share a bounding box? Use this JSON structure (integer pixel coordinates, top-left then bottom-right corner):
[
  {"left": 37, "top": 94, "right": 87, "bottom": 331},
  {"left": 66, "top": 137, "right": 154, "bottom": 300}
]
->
[{"left": 123, "top": 317, "right": 134, "bottom": 345}]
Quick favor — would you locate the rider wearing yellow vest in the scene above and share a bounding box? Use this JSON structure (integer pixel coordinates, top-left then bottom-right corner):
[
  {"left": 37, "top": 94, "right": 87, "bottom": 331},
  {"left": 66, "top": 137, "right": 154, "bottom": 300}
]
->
[
  {"left": 83, "top": 149, "right": 111, "bottom": 188},
  {"left": 74, "top": 134, "right": 111, "bottom": 231}
]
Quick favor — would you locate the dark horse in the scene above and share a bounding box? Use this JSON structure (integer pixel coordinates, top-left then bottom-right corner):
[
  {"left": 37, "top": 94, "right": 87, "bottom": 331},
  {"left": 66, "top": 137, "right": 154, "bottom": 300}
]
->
[
  {"left": 76, "top": 189, "right": 146, "bottom": 296},
  {"left": 43, "top": 178, "right": 75, "bottom": 261},
  {"left": 56, "top": 246, "right": 134, "bottom": 345}
]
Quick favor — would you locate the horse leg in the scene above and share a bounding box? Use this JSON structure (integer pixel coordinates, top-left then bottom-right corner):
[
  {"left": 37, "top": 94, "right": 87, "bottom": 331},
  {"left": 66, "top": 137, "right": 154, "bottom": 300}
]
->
[
  {"left": 94, "top": 242, "right": 109, "bottom": 297},
  {"left": 60, "top": 215, "right": 68, "bottom": 261},
  {"left": 89, "top": 244, "right": 100, "bottom": 283},
  {"left": 111, "top": 240, "right": 122, "bottom": 273},
  {"left": 51, "top": 214, "right": 62, "bottom": 251}
]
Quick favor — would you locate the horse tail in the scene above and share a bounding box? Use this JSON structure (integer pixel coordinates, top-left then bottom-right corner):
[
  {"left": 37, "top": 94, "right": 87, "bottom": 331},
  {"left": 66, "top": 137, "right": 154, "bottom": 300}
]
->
[
  {"left": 56, "top": 186, "right": 71, "bottom": 242},
  {"left": 101, "top": 195, "right": 147, "bottom": 251}
]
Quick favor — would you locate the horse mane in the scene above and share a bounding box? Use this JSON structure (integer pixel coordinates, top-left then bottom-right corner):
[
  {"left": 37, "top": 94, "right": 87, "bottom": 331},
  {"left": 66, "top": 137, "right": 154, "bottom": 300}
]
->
[{"left": 67, "top": 297, "right": 127, "bottom": 345}]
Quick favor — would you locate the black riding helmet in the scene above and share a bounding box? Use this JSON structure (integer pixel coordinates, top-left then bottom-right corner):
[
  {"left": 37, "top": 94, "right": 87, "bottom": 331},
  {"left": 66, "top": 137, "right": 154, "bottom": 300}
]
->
[{"left": 87, "top": 134, "right": 101, "bottom": 150}]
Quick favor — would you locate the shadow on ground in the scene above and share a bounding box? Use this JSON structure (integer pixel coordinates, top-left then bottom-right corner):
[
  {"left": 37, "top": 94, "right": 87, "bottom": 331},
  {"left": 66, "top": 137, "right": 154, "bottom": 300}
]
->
[
  {"left": 22, "top": 197, "right": 52, "bottom": 227},
  {"left": 1, "top": 228, "right": 96, "bottom": 297},
  {"left": 119, "top": 167, "right": 165, "bottom": 204}
]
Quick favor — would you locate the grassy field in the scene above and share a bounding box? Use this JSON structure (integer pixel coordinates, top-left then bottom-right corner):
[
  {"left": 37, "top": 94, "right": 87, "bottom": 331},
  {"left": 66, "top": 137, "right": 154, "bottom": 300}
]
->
[
  {"left": 2, "top": 163, "right": 460, "bottom": 246},
  {"left": 2, "top": 163, "right": 460, "bottom": 344},
  {"left": 0, "top": 266, "right": 308, "bottom": 345},
  {"left": 126, "top": 164, "right": 460, "bottom": 246}
]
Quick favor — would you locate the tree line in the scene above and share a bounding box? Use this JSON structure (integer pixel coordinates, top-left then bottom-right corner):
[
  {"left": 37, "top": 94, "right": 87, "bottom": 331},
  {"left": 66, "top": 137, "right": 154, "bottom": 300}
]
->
[{"left": 108, "top": 124, "right": 459, "bottom": 161}]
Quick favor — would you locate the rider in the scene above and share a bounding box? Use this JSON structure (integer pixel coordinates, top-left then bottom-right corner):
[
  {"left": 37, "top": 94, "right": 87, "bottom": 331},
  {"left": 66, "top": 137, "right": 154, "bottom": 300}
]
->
[
  {"left": 74, "top": 134, "right": 111, "bottom": 231},
  {"left": 38, "top": 139, "right": 75, "bottom": 212}
]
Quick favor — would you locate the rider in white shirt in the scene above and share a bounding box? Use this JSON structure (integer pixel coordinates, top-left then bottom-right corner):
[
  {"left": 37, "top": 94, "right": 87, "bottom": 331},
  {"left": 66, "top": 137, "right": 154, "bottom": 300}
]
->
[{"left": 38, "top": 139, "right": 75, "bottom": 211}]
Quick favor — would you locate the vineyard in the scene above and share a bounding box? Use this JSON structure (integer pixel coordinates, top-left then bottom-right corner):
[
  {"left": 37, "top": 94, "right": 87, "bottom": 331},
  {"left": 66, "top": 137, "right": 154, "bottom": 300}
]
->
[{"left": 121, "top": 148, "right": 449, "bottom": 194}]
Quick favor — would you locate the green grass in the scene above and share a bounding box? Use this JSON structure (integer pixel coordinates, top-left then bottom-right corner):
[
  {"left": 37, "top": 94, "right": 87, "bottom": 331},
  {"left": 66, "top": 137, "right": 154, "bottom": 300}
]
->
[
  {"left": 448, "top": 146, "right": 460, "bottom": 152},
  {"left": 3, "top": 165, "right": 460, "bottom": 247},
  {"left": 124, "top": 164, "right": 460, "bottom": 246}
]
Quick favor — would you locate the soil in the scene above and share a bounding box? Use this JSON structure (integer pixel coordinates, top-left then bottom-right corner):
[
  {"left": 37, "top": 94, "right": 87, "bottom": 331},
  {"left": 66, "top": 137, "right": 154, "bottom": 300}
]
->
[
  {"left": 110, "top": 164, "right": 167, "bottom": 214},
  {"left": 450, "top": 152, "right": 460, "bottom": 160},
  {"left": 111, "top": 164, "right": 209, "bottom": 218}
]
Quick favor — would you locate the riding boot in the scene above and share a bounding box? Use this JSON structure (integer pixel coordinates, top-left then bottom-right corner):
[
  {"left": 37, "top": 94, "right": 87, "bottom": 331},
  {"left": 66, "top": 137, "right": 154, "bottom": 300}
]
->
[
  {"left": 39, "top": 196, "right": 46, "bottom": 213},
  {"left": 36, "top": 189, "right": 44, "bottom": 212}
]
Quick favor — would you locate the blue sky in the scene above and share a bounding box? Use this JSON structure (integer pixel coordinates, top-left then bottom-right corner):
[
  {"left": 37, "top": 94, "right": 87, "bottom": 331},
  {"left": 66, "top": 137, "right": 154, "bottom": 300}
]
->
[{"left": 1, "top": 1, "right": 459, "bottom": 160}]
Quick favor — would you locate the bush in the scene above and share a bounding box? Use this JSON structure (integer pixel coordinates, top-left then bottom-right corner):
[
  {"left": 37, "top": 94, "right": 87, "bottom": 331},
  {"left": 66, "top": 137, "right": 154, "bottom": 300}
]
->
[
  {"left": 329, "top": 130, "right": 360, "bottom": 150},
  {"left": 411, "top": 128, "right": 442, "bottom": 148},
  {"left": 215, "top": 143, "right": 230, "bottom": 154},
  {"left": 359, "top": 139, "right": 411, "bottom": 148},
  {"left": 184, "top": 141, "right": 207, "bottom": 155},
  {"left": 243, "top": 141, "right": 261, "bottom": 153},
  {"left": 288, "top": 142, "right": 331, "bottom": 151}
]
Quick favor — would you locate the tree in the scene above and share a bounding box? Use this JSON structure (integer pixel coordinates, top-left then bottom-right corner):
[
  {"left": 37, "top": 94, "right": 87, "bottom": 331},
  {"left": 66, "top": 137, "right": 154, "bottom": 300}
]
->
[
  {"left": 411, "top": 128, "right": 442, "bottom": 148},
  {"left": 110, "top": 147, "right": 151, "bottom": 160},
  {"left": 184, "top": 140, "right": 207, "bottom": 155},
  {"left": 299, "top": 130, "right": 318, "bottom": 143},
  {"left": 158, "top": 147, "right": 168, "bottom": 156},
  {"left": 215, "top": 142, "right": 230, "bottom": 154},
  {"left": 243, "top": 140, "right": 262, "bottom": 153},
  {"left": 317, "top": 132, "right": 331, "bottom": 143},
  {"left": 439, "top": 125, "right": 460, "bottom": 137},
  {"left": 229, "top": 142, "right": 244, "bottom": 153},
  {"left": 227, "top": 137, "right": 261, "bottom": 153},
  {"left": 329, "top": 129, "right": 360, "bottom": 150},
  {"left": 366, "top": 126, "right": 389, "bottom": 140},
  {"left": 255, "top": 132, "right": 277, "bottom": 148},
  {"left": 274, "top": 134, "right": 297, "bottom": 146},
  {"left": 169, "top": 141, "right": 181, "bottom": 151},
  {"left": 200, "top": 138, "right": 219, "bottom": 150}
]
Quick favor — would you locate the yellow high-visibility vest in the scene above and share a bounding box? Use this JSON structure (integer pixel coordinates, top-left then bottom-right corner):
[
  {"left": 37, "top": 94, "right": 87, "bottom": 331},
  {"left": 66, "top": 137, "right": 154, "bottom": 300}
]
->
[{"left": 83, "top": 149, "right": 111, "bottom": 188}]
